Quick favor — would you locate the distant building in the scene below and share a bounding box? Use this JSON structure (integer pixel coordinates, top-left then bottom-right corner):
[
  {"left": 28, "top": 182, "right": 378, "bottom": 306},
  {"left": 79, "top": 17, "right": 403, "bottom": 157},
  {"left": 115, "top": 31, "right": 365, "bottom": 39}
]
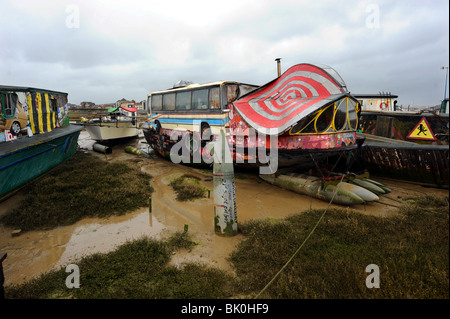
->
[
  {"left": 134, "top": 101, "right": 144, "bottom": 110},
  {"left": 80, "top": 101, "right": 95, "bottom": 108},
  {"left": 67, "top": 103, "right": 78, "bottom": 109},
  {"left": 353, "top": 93, "right": 398, "bottom": 112},
  {"left": 115, "top": 98, "right": 135, "bottom": 109},
  {"left": 113, "top": 98, "right": 137, "bottom": 117}
]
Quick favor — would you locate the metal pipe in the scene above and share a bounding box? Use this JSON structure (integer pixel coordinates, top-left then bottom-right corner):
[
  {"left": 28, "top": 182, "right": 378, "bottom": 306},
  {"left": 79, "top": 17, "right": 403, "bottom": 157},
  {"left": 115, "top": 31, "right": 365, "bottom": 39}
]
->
[
  {"left": 93, "top": 143, "right": 112, "bottom": 154},
  {"left": 275, "top": 58, "right": 282, "bottom": 77}
]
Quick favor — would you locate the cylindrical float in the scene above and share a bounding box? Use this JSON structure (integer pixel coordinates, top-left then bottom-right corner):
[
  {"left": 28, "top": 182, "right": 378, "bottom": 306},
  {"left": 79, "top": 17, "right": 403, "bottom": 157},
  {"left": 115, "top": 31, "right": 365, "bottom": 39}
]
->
[{"left": 93, "top": 143, "right": 112, "bottom": 154}]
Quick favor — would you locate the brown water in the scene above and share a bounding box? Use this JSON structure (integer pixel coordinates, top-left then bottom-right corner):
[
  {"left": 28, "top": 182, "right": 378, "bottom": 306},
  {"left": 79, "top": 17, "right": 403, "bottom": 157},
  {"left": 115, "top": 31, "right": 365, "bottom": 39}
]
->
[{"left": 1, "top": 135, "right": 447, "bottom": 286}]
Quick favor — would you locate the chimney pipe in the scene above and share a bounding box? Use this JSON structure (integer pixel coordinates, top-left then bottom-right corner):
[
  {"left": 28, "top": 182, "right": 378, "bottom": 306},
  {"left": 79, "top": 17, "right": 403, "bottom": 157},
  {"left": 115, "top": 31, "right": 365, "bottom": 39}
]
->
[{"left": 275, "top": 58, "right": 281, "bottom": 77}]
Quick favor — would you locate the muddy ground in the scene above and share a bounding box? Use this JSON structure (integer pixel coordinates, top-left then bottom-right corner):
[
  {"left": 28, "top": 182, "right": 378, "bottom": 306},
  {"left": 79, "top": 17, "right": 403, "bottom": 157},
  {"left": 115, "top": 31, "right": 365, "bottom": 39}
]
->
[{"left": 1, "top": 131, "right": 448, "bottom": 286}]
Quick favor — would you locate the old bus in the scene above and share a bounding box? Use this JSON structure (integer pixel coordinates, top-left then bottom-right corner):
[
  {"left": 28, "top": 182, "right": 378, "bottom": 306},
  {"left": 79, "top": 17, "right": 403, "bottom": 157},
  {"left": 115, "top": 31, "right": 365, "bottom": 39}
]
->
[{"left": 143, "top": 64, "right": 361, "bottom": 168}]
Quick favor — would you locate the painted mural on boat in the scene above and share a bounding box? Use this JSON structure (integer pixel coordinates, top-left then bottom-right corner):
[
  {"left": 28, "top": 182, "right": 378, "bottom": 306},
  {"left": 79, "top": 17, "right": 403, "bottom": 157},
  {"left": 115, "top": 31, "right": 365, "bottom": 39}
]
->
[{"left": 0, "top": 86, "right": 70, "bottom": 143}]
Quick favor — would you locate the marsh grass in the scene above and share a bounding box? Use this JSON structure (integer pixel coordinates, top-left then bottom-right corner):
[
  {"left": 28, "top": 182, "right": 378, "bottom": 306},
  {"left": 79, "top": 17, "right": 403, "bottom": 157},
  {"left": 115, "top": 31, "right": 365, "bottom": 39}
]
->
[
  {"left": 5, "top": 233, "right": 235, "bottom": 299},
  {"left": 0, "top": 151, "right": 154, "bottom": 231},
  {"left": 169, "top": 174, "right": 207, "bottom": 201},
  {"left": 4, "top": 192, "right": 448, "bottom": 299},
  {"left": 230, "top": 195, "right": 449, "bottom": 298},
  {"left": 167, "top": 226, "right": 198, "bottom": 250}
]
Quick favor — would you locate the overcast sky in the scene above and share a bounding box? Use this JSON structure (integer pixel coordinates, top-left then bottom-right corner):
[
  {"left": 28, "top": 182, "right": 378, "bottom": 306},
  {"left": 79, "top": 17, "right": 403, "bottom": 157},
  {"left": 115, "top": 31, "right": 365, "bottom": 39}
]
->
[{"left": 1, "top": 0, "right": 448, "bottom": 107}]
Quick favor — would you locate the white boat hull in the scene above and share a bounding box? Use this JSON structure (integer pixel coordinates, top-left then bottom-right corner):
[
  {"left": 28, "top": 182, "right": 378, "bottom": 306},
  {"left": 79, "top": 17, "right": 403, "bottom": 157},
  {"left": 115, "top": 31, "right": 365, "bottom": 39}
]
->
[{"left": 84, "top": 123, "right": 139, "bottom": 141}]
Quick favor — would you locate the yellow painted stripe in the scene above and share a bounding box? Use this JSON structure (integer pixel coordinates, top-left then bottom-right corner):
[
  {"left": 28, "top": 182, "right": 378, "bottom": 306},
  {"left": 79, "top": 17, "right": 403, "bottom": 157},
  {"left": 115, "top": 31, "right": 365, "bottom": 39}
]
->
[
  {"left": 45, "top": 93, "right": 52, "bottom": 132},
  {"left": 27, "top": 93, "right": 36, "bottom": 134},
  {"left": 36, "top": 93, "right": 44, "bottom": 133},
  {"left": 52, "top": 110, "right": 56, "bottom": 128}
]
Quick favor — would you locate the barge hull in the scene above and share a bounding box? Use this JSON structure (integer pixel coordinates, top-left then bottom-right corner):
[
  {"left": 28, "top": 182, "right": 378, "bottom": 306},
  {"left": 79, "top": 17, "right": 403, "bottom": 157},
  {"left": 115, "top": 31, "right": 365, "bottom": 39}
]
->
[{"left": 0, "top": 124, "right": 83, "bottom": 197}]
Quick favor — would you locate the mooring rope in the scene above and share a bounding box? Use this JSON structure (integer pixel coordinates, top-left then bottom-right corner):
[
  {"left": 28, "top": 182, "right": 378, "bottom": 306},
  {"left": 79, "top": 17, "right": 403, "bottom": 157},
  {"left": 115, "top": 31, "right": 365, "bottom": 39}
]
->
[{"left": 254, "top": 174, "right": 346, "bottom": 299}]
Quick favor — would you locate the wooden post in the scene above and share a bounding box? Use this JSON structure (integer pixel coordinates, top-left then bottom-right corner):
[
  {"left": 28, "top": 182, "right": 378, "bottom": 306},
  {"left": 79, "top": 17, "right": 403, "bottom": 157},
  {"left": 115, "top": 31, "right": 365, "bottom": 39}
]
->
[{"left": 212, "top": 129, "right": 238, "bottom": 236}]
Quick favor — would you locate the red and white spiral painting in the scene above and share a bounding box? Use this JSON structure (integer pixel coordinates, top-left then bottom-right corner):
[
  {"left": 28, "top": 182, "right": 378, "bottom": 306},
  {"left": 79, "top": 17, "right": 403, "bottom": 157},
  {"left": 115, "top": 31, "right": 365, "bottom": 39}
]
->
[{"left": 232, "top": 64, "right": 347, "bottom": 135}]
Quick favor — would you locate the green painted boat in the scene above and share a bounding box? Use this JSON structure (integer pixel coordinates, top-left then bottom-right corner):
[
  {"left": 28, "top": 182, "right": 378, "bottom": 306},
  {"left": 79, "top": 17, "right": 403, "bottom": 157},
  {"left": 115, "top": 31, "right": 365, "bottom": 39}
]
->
[{"left": 0, "top": 124, "right": 83, "bottom": 197}]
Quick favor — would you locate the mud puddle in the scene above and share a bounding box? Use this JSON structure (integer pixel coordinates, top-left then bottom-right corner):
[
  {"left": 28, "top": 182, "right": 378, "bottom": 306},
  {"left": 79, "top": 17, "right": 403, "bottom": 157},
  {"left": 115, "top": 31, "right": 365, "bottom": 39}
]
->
[{"left": 1, "top": 135, "right": 448, "bottom": 286}]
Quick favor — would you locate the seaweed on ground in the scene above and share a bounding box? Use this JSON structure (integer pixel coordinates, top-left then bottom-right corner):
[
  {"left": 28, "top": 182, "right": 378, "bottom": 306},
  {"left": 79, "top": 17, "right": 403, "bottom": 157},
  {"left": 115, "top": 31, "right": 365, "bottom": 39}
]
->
[
  {"left": 169, "top": 174, "right": 207, "bottom": 201},
  {"left": 0, "top": 151, "right": 154, "bottom": 231}
]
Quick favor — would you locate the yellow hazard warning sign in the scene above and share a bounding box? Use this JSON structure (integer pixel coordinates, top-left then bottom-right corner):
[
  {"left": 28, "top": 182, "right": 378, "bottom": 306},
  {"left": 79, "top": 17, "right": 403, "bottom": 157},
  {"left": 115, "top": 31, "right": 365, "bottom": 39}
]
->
[{"left": 406, "top": 117, "right": 437, "bottom": 140}]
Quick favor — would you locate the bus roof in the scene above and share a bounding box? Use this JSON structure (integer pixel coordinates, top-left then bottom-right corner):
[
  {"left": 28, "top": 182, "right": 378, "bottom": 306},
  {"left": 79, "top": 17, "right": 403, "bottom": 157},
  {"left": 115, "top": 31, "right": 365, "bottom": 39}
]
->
[{"left": 147, "top": 81, "right": 258, "bottom": 96}]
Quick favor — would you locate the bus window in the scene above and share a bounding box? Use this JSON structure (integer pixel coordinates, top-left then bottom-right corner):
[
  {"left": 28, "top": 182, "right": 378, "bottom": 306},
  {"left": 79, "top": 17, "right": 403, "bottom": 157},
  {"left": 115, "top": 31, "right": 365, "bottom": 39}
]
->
[
  {"left": 152, "top": 94, "right": 162, "bottom": 111},
  {"left": 163, "top": 93, "right": 176, "bottom": 110},
  {"left": 147, "top": 96, "right": 152, "bottom": 112},
  {"left": 226, "top": 84, "right": 238, "bottom": 103},
  {"left": 209, "top": 87, "right": 220, "bottom": 109},
  {"left": 176, "top": 91, "right": 191, "bottom": 110},
  {"left": 192, "top": 89, "right": 208, "bottom": 110},
  {"left": 238, "top": 84, "right": 258, "bottom": 98}
]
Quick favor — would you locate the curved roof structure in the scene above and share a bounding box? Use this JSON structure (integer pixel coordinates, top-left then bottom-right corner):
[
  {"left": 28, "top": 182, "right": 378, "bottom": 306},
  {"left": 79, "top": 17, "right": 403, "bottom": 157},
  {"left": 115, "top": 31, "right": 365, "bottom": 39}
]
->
[{"left": 232, "top": 63, "right": 350, "bottom": 135}]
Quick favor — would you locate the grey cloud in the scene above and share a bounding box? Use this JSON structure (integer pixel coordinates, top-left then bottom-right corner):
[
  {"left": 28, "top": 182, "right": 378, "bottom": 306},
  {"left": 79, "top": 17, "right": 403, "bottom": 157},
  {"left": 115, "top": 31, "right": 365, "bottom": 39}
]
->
[{"left": 1, "top": 0, "right": 448, "bottom": 106}]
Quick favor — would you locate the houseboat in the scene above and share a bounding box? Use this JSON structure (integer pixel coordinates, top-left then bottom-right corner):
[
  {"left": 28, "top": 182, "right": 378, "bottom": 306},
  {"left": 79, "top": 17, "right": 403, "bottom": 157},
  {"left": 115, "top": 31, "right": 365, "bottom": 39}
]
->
[
  {"left": 0, "top": 85, "right": 82, "bottom": 198},
  {"left": 353, "top": 94, "right": 449, "bottom": 187},
  {"left": 142, "top": 63, "right": 406, "bottom": 205}
]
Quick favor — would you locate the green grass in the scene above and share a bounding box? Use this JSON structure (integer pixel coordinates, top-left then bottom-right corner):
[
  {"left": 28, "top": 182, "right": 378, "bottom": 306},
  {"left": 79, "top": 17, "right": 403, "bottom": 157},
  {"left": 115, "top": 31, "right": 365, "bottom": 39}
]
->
[
  {"left": 169, "top": 174, "right": 208, "bottom": 201},
  {"left": 0, "top": 151, "right": 154, "bottom": 231}
]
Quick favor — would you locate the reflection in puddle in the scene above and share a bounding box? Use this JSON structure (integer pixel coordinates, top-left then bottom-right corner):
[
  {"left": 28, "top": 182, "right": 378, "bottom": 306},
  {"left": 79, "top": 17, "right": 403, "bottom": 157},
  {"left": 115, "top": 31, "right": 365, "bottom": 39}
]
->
[{"left": 56, "top": 209, "right": 169, "bottom": 267}]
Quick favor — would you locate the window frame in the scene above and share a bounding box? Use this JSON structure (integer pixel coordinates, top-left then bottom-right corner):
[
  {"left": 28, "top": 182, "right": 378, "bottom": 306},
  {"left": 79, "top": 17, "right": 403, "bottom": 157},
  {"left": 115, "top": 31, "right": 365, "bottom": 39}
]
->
[
  {"left": 162, "top": 92, "right": 176, "bottom": 111},
  {"left": 347, "top": 98, "right": 359, "bottom": 130},
  {"left": 175, "top": 90, "right": 192, "bottom": 111},
  {"left": 151, "top": 94, "right": 163, "bottom": 112},
  {"left": 150, "top": 85, "right": 224, "bottom": 114},
  {"left": 208, "top": 86, "right": 221, "bottom": 110},
  {"left": 289, "top": 96, "right": 360, "bottom": 135},
  {"left": 332, "top": 98, "right": 348, "bottom": 132},
  {"left": 1, "top": 93, "right": 16, "bottom": 119},
  {"left": 191, "top": 88, "right": 209, "bottom": 110},
  {"left": 314, "top": 104, "right": 334, "bottom": 133}
]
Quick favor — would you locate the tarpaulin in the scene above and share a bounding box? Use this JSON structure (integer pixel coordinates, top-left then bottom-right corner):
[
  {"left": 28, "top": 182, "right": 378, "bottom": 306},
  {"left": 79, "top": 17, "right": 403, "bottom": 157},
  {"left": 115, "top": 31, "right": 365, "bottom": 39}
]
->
[{"left": 108, "top": 105, "right": 138, "bottom": 113}]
